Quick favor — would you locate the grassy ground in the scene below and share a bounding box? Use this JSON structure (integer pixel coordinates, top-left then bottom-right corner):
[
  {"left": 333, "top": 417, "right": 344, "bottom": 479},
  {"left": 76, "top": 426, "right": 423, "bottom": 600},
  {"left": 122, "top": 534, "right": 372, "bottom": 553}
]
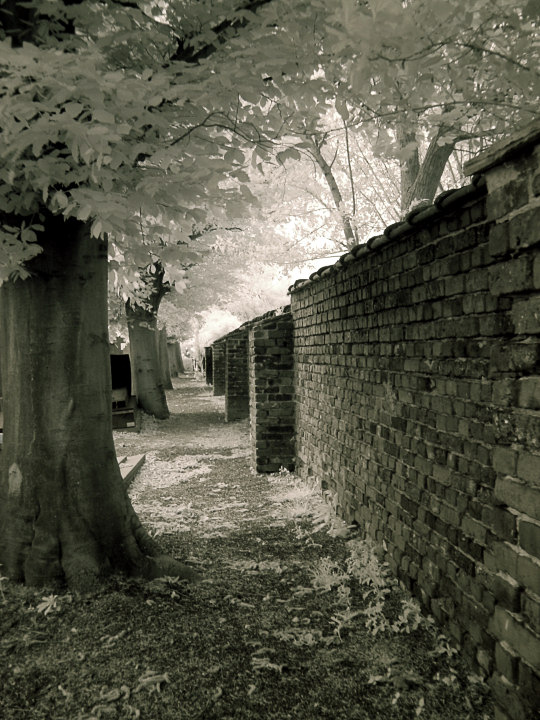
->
[{"left": 0, "top": 375, "right": 493, "bottom": 720}]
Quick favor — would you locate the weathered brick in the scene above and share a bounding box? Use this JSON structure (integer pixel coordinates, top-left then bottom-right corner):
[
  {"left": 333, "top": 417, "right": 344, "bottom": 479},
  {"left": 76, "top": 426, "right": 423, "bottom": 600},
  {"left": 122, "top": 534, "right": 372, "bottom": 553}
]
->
[
  {"left": 494, "top": 476, "right": 540, "bottom": 517},
  {"left": 518, "top": 377, "right": 540, "bottom": 410},
  {"left": 486, "top": 175, "right": 529, "bottom": 221},
  {"left": 518, "top": 659, "right": 540, "bottom": 712},
  {"left": 519, "top": 516, "right": 540, "bottom": 559},
  {"left": 511, "top": 296, "right": 540, "bottom": 334},
  {"left": 493, "top": 446, "right": 518, "bottom": 476},
  {"left": 521, "top": 590, "right": 540, "bottom": 633},
  {"left": 489, "top": 256, "right": 532, "bottom": 296},
  {"left": 489, "top": 672, "right": 529, "bottom": 720},
  {"left": 490, "top": 506, "right": 518, "bottom": 541},
  {"left": 489, "top": 222, "right": 511, "bottom": 257},
  {"left": 516, "top": 452, "right": 540, "bottom": 486},
  {"left": 489, "top": 606, "right": 540, "bottom": 668},
  {"left": 495, "top": 641, "right": 520, "bottom": 682},
  {"left": 509, "top": 205, "right": 540, "bottom": 251},
  {"left": 485, "top": 542, "right": 540, "bottom": 595},
  {"left": 492, "top": 379, "right": 518, "bottom": 407}
]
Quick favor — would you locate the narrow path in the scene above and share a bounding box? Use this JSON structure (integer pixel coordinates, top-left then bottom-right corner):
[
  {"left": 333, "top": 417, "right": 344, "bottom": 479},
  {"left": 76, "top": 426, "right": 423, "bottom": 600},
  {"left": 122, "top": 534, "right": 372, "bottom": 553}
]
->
[{"left": 109, "top": 374, "right": 493, "bottom": 720}]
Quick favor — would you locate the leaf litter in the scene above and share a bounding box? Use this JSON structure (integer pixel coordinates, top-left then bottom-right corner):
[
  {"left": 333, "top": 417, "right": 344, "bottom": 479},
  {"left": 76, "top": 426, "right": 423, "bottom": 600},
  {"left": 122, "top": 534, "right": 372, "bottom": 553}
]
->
[{"left": 0, "top": 375, "right": 494, "bottom": 720}]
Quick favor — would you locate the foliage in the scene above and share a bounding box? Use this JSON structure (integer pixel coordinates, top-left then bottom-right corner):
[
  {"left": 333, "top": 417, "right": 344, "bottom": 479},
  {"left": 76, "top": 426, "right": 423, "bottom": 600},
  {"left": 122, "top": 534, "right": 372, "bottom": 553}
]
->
[
  {"left": 1, "top": 0, "right": 537, "bottom": 298},
  {"left": 0, "top": 1, "right": 283, "bottom": 280}
]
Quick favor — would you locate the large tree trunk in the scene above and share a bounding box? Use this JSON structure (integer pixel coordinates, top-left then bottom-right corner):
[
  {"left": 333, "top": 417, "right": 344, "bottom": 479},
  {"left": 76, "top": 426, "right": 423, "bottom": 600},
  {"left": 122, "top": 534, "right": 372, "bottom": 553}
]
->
[
  {"left": 404, "top": 133, "right": 456, "bottom": 210},
  {"left": 126, "top": 304, "right": 170, "bottom": 419},
  {"left": 0, "top": 216, "right": 196, "bottom": 589},
  {"left": 396, "top": 123, "right": 421, "bottom": 214}
]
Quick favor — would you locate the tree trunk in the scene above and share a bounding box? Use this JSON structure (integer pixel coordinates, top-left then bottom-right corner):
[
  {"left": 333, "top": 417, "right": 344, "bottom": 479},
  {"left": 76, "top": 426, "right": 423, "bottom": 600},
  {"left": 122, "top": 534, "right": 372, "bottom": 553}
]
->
[
  {"left": 167, "top": 340, "right": 179, "bottom": 377},
  {"left": 175, "top": 342, "right": 185, "bottom": 374},
  {"left": 125, "top": 304, "right": 170, "bottom": 419},
  {"left": 404, "top": 133, "right": 456, "bottom": 210},
  {"left": 125, "top": 263, "right": 171, "bottom": 419},
  {"left": 0, "top": 216, "right": 196, "bottom": 589},
  {"left": 158, "top": 326, "right": 173, "bottom": 390},
  {"left": 307, "top": 137, "right": 357, "bottom": 248},
  {"left": 396, "top": 124, "right": 420, "bottom": 214}
]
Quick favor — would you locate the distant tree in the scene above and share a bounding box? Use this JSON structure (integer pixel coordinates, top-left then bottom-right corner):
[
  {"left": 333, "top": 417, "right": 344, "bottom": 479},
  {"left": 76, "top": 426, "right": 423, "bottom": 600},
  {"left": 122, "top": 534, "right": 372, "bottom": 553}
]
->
[{"left": 125, "top": 261, "right": 172, "bottom": 418}]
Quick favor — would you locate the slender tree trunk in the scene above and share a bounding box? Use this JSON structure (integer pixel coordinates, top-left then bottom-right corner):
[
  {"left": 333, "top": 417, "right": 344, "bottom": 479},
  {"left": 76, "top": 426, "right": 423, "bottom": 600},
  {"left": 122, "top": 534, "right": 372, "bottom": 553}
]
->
[
  {"left": 126, "top": 304, "right": 169, "bottom": 419},
  {"left": 158, "top": 326, "right": 173, "bottom": 390},
  {"left": 307, "top": 137, "right": 357, "bottom": 248},
  {"left": 0, "top": 216, "right": 196, "bottom": 589}
]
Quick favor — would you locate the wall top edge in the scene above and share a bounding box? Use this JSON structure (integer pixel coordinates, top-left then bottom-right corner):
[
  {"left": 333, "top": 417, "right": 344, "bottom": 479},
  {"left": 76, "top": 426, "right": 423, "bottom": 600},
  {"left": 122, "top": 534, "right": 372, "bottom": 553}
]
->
[
  {"left": 287, "top": 178, "right": 487, "bottom": 295},
  {"left": 463, "top": 119, "right": 540, "bottom": 177},
  {"left": 211, "top": 305, "right": 291, "bottom": 346}
]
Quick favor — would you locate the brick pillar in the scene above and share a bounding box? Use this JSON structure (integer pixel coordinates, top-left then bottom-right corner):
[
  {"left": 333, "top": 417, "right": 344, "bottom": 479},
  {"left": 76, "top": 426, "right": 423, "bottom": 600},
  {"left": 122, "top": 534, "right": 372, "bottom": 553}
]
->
[
  {"left": 225, "top": 329, "right": 250, "bottom": 422},
  {"left": 249, "top": 311, "right": 295, "bottom": 472},
  {"left": 204, "top": 347, "right": 213, "bottom": 385},
  {"left": 212, "top": 338, "right": 226, "bottom": 396}
]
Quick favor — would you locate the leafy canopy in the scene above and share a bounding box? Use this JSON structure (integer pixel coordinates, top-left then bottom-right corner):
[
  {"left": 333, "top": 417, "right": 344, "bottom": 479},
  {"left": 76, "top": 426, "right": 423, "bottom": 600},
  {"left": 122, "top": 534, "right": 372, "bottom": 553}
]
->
[{"left": 1, "top": 0, "right": 538, "bottom": 281}]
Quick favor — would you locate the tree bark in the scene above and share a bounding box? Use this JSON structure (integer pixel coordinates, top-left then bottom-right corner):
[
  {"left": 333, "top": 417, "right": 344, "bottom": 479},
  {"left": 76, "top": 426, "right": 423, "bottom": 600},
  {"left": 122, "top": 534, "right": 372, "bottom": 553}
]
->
[
  {"left": 158, "top": 326, "right": 173, "bottom": 390},
  {"left": 0, "top": 216, "right": 196, "bottom": 589},
  {"left": 307, "top": 137, "right": 357, "bottom": 248},
  {"left": 396, "top": 124, "right": 420, "bottom": 214},
  {"left": 167, "top": 340, "right": 179, "bottom": 377},
  {"left": 175, "top": 342, "right": 185, "bottom": 374},
  {"left": 404, "top": 133, "right": 456, "bottom": 210},
  {"left": 125, "top": 263, "right": 171, "bottom": 419},
  {"left": 126, "top": 304, "right": 170, "bottom": 419}
]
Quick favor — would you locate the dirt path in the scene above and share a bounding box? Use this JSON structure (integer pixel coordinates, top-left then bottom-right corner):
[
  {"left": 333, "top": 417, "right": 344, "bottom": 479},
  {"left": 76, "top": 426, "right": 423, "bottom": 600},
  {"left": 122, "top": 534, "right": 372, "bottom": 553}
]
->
[{"left": 111, "top": 374, "right": 493, "bottom": 720}]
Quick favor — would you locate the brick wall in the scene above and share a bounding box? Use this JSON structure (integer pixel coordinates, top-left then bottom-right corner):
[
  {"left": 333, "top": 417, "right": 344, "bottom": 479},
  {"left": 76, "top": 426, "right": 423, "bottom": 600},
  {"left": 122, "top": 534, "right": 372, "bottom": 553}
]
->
[
  {"left": 249, "top": 310, "right": 295, "bottom": 472},
  {"left": 212, "top": 338, "right": 226, "bottom": 396},
  {"left": 225, "top": 328, "right": 250, "bottom": 422},
  {"left": 290, "top": 125, "right": 540, "bottom": 720}
]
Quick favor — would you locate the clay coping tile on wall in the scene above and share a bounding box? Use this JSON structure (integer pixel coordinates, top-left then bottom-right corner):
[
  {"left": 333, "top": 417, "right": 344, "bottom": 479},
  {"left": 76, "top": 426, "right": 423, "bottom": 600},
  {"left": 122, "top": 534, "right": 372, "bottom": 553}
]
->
[
  {"left": 211, "top": 305, "right": 292, "bottom": 346},
  {"left": 288, "top": 179, "right": 486, "bottom": 294},
  {"left": 463, "top": 118, "right": 540, "bottom": 177}
]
